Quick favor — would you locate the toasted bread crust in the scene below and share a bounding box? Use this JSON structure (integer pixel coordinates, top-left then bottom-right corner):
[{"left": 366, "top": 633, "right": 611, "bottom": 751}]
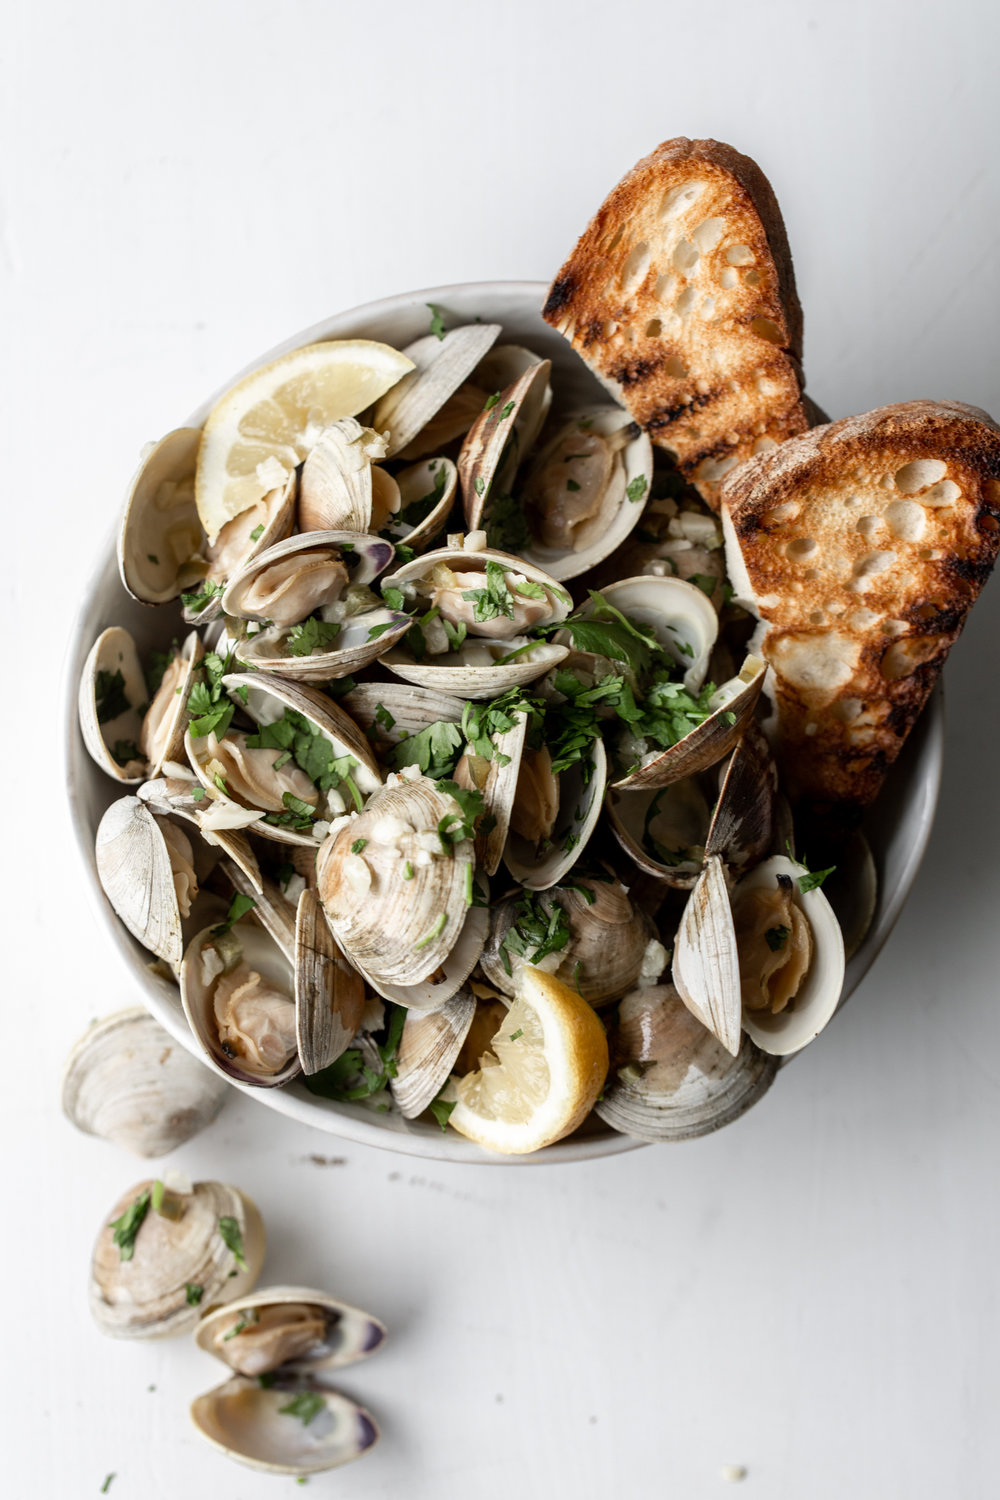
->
[
  {"left": 720, "top": 401, "right": 1000, "bottom": 807},
  {"left": 542, "top": 138, "right": 807, "bottom": 508}
]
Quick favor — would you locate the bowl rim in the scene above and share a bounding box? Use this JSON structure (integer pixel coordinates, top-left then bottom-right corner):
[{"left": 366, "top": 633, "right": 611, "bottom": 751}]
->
[{"left": 63, "top": 279, "right": 945, "bottom": 1166}]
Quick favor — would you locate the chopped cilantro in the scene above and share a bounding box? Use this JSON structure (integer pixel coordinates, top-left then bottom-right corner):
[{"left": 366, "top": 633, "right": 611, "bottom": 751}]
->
[
  {"left": 566, "top": 478, "right": 581, "bottom": 492},
  {"left": 246, "top": 709, "right": 361, "bottom": 807},
  {"left": 145, "top": 643, "right": 177, "bottom": 695},
  {"left": 374, "top": 703, "right": 395, "bottom": 732},
  {"left": 382, "top": 586, "right": 406, "bottom": 612},
  {"left": 185, "top": 1283, "right": 204, "bottom": 1306},
  {"left": 427, "top": 303, "right": 447, "bottom": 340},
  {"left": 112, "top": 739, "right": 142, "bottom": 767},
  {"left": 211, "top": 892, "right": 256, "bottom": 937},
  {"left": 797, "top": 865, "right": 835, "bottom": 894},
  {"left": 402, "top": 860, "right": 414, "bottom": 880},
  {"left": 147, "top": 553, "right": 159, "bottom": 565},
  {"left": 101, "top": 1475, "right": 115, "bottom": 1494},
  {"left": 689, "top": 573, "right": 717, "bottom": 597},
  {"left": 278, "top": 1391, "right": 326, "bottom": 1425},
  {"left": 180, "top": 579, "right": 225, "bottom": 613},
  {"left": 435, "top": 782, "right": 484, "bottom": 844},
  {"left": 109, "top": 1188, "right": 150, "bottom": 1261},
  {"left": 509, "top": 1028, "right": 524, "bottom": 1041},
  {"left": 429, "top": 1092, "right": 457, "bottom": 1131},
  {"left": 499, "top": 399, "right": 515, "bottom": 420},
  {"left": 218, "top": 1215, "right": 247, "bottom": 1271},
  {"left": 500, "top": 891, "right": 571, "bottom": 975},
  {"left": 304, "top": 1003, "right": 406, "bottom": 1102},
  {"left": 95, "top": 669, "right": 131, "bottom": 725},
  {"left": 626, "top": 474, "right": 649, "bottom": 503},
  {"left": 249, "top": 523, "right": 265, "bottom": 541},
  {"left": 286, "top": 617, "right": 342, "bottom": 657},
  {"left": 351, "top": 838, "right": 367, "bottom": 855},
  {"left": 387, "top": 719, "right": 463, "bottom": 781},
  {"left": 414, "top": 912, "right": 448, "bottom": 949},
  {"left": 483, "top": 392, "right": 500, "bottom": 411},
  {"left": 222, "top": 1307, "right": 260, "bottom": 1341},
  {"left": 765, "top": 925, "right": 790, "bottom": 952},
  {"left": 392, "top": 464, "right": 447, "bottom": 531},
  {"left": 485, "top": 490, "right": 530, "bottom": 553},
  {"left": 394, "top": 541, "right": 415, "bottom": 564},
  {"left": 460, "top": 559, "right": 516, "bottom": 624}
]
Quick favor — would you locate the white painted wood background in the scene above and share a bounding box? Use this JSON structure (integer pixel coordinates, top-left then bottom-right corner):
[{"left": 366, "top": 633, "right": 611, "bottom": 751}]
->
[{"left": 3, "top": 1, "right": 999, "bottom": 1495}]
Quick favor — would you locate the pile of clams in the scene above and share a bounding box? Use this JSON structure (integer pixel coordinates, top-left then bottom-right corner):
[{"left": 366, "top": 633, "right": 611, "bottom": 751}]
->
[{"left": 80, "top": 311, "right": 871, "bottom": 1156}]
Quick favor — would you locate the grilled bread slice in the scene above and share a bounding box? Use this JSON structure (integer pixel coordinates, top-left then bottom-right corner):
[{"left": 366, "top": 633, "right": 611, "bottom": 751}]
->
[
  {"left": 542, "top": 137, "right": 807, "bottom": 509},
  {"left": 720, "top": 401, "right": 1000, "bottom": 808}
]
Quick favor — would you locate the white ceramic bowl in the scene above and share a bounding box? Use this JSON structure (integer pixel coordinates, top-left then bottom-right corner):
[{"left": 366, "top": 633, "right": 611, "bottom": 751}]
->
[{"left": 64, "top": 281, "right": 944, "bottom": 1165}]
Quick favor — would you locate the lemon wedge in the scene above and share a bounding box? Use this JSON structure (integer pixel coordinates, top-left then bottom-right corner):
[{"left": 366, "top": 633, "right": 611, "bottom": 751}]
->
[
  {"left": 195, "top": 340, "right": 414, "bottom": 541},
  {"left": 446, "top": 967, "right": 609, "bottom": 1154}
]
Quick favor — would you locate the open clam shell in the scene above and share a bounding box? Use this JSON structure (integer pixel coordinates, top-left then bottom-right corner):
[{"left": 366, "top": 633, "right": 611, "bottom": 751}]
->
[
  {"left": 222, "top": 530, "right": 406, "bottom": 682},
  {"left": 298, "top": 420, "right": 395, "bottom": 533},
  {"left": 186, "top": 674, "right": 381, "bottom": 849},
  {"left": 596, "top": 984, "right": 778, "bottom": 1142},
  {"left": 390, "top": 992, "right": 476, "bottom": 1117},
  {"left": 380, "top": 456, "right": 458, "bottom": 553},
  {"left": 460, "top": 357, "right": 553, "bottom": 533},
  {"left": 514, "top": 406, "right": 653, "bottom": 581},
  {"left": 316, "top": 775, "right": 476, "bottom": 988},
  {"left": 379, "top": 544, "right": 571, "bottom": 699},
  {"left": 117, "top": 428, "right": 203, "bottom": 606},
  {"left": 189, "top": 1377, "right": 378, "bottom": 1477},
  {"left": 195, "top": 1284, "right": 386, "bottom": 1374},
  {"left": 137, "top": 774, "right": 264, "bottom": 894},
  {"left": 181, "top": 918, "right": 302, "bottom": 1089},
  {"left": 90, "top": 1178, "right": 265, "bottom": 1339},
  {"left": 141, "top": 630, "right": 204, "bottom": 777},
  {"left": 673, "top": 853, "right": 846, "bottom": 1058},
  {"left": 481, "top": 872, "right": 657, "bottom": 1005},
  {"left": 611, "top": 656, "right": 766, "bottom": 792},
  {"left": 573, "top": 574, "right": 718, "bottom": 692},
  {"left": 61, "top": 1008, "right": 229, "bottom": 1157},
  {"left": 609, "top": 716, "right": 777, "bottom": 884},
  {"left": 373, "top": 321, "right": 502, "bottom": 458},
  {"left": 79, "top": 627, "right": 149, "bottom": 783},
  {"left": 735, "top": 856, "right": 846, "bottom": 1057},
  {"left": 96, "top": 797, "right": 199, "bottom": 965},
  {"left": 503, "top": 736, "right": 607, "bottom": 891}
]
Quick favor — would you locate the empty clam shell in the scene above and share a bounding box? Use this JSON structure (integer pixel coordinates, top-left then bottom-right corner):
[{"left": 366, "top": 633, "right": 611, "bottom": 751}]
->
[
  {"left": 61, "top": 1008, "right": 228, "bottom": 1157},
  {"left": 503, "top": 737, "right": 607, "bottom": 891},
  {"left": 141, "top": 630, "right": 205, "bottom": 778},
  {"left": 90, "top": 1178, "right": 265, "bottom": 1339},
  {"left": 189, "top": 1376, "right": 378, "bottom": 1477},
  {"left": 79, "top": 627, "right": 149, "bottom": 783},
  {"left": 298, "top": 420, "right": 393, "bottom": 533},
  {"left": 295, "top": 887, "right": 366, "bottom": 1075},
  {"left": 596, "top": 984, "right": 778, "bottom": 1142},
  {"left": 460, "top": 358, "right": 553, "bottom": 532},
  {"left": 673, "top": 853, "right": 743, "bottom": 1055},
  {"left": 181, "top": 918, "right": 301, "bottom": 1089},
  {"left": 381, "top": 456, "right": 458, "bottom": 553}
]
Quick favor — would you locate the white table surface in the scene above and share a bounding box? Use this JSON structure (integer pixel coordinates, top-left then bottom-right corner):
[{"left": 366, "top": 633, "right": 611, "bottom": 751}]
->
[{"left": 5, "top": 1, "right": 999, "bottom": 1495}]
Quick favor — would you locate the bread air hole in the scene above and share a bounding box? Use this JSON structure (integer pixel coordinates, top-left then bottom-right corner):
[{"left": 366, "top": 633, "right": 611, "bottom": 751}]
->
[
  {"left": 881, "top": 637, "right": 940, "bottom": 682},
  {"left": 884, "top": 498, "right": 927, "bottom": 541},
  {"left": 894, "top": 459, "right": 947, "bottom": 493},
  {"left": 661, "top": 183, "right": 705, "bottom": 221},
  {"left": 720, "top": 267, "right": 739, "bottom": 290},
  {"left": 751, "top": 316, "right": 784, "bottom": 344},
  {"left": 691, "top": 216, "right": 725, "bottom": 252},
  {"left": 645, "top": 318, "right": 662, "bottom": 339},
  {"left": 664, "top": 355, "right": 688, "bottom": 378},
  {"left": 921, "top": 479, "right": 961, "bottom": 507},
  {"left": 621, "top": 240, "right": 651, "bottom": 295},
  {"left": 674, "top": 286, "right": 697, "bottom": 318},
  {"left": 606, "top": 224, "right": 625, "bottom": 254},
  {"left": 726, "top": 245, "right": 754, "bottom": 266},
  {"left": 672, "top": 238, "right": 700, "bottom": 274},
  {"left": 744, "top": 268, "right": 763, "bottom": 287},
  {"left": 856, "top": 515, "right": 880, "bottom": 537},
  {"left": 654, "top": 273, "right": 677, "bottom": 302},
  {"left": 786, "top": 536, "right": 818, "bottom": 560}
]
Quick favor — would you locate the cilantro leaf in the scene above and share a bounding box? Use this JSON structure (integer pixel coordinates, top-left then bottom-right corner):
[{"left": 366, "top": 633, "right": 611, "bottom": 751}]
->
[
  {"left": 218, "top": 1216, "right": 247, "bottom": 1271},
  {"left": 500, "top": 891, "right": 571, "bottom": 975},
  {"left": 286, "top": 617, "right": 342, "bottom": 657},
  {"left": 112, "top": 739, "right": 142, "bottom": 767},
  {"left": 429, "top": 1093, "right": 457, "bottom": 1132},
  {"left": 95, "top": 669, "right": 131, "bottom": 724},
  {"left": 279, "top": 1391, "right": 326, "bottom": 1425},
  {"left": 460, "top": 559, "right": 516, "bottom": 625},
  {"left": 185, "top": 1283, "right": 204, "bottom": 1306},
  {"left": 765, "top": 925, "right": 790, "bottom": 951},
  {"left": 485, "top": 491, "right": 530, "bottom": 553},
  {"left": 180, "top": 579, "right": 225, "bottom": 613},
  {"left": 626, "top": 474, "right": 649, "bottom": 503},
  {"left": 109, "top": 1189, "right": 150, "bottom": 1262},
  {"left": 304, "top": 1003, "right": 406, "bottom": 1101},
  {"left": 427, "top": 303, "right": 447, "bottom": 340},
  {"left": 688, "top": 573, "right": 717, "bottom": 597},
  {"left": 387, "top": 719, "right": 464, "bottom": 781},
  {"left": 211, "top": 892, "right": 256, "bottom": 937},
  {"left": 798, "top": 865, "right": 835, "bottom": 894}
]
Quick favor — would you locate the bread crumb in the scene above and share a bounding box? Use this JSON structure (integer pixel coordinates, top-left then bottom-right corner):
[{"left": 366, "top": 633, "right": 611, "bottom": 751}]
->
[{"left": 720, "top": 1465, "right": 747, "bottom": 1482}]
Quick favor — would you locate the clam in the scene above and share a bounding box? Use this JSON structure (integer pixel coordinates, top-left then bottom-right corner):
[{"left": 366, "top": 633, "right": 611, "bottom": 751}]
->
[
  {"left": 298, "top": 419, "right": 396, "bottom": 532},
  {"left": 378, "top": 543, "right": 571, "bottom": 699},
  {"left": 316, "top": 773, "right": 477, "bottom": 988},
  {"left": 79, "top": 627, "right": 149, "bottom": 783},
  {"left": 139, "top": 630, "right": 205, "bottom": 776},
  {"left": 503, "top": 736, "right": 607, "bottom": 890},
  {"left": 181, "top": 913, "right": 302, "bottom": 1088},
  {"left": 349, "top": 900, "right": 489, "bottom": 1014},
  {"left": 191, "top": 1284, "right": 384, "bottom": 1477},
  {"left": 222, "top": 530, "right": 408, "bottom": 682},
  {"left": 608, "top": 720, "right": 777, "bottom": 887},
  {"left": 513, "top": 406, "right": 654, "bottom": 581},
  {"left": 96, "top": 797, "right": 200, "bottom": 965},
  {"left": 61, "top": 1008, "right": 228, "bottom": 1156},
  {"left": 572, "top": 575, "right": 718, "bottom": 691},
  {"left": 90, "top": 1176, "right": 265, "bottom": 1338},
  {"left": 137, "top": 768, "right": 264, "bottom": 894},
  {"left": 459, "top": 356, "right": 553, "bottom": 536},
  {"left": 117, "top": 428, "right": 203, "bottom": 606},
  {"left": 372, "top": 320, "right": 502, "bottom": 457},
  {"left": 380, "top": 456, "right": 459, "bottom": 553},
  {"left": 295, "top": 887, "right": 366, "bottom": 1074},
  {"left": 599, "top": 491, "right": 728, "bottom": 609},
  {"left": 389, "top": 991, "right": 477, "bottom": 1117},
  {"left": 185, "top": 673, "right": 381, "bottom": 848},
  {"left": 673, "top": 854, "right": 845, "bottom": 1057},
  {"left": 481, "top": 872, "right": 659, "bottom": 1006},
  {"left": 595, "top": 984, "right": 778, "bottom": 1142}
]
